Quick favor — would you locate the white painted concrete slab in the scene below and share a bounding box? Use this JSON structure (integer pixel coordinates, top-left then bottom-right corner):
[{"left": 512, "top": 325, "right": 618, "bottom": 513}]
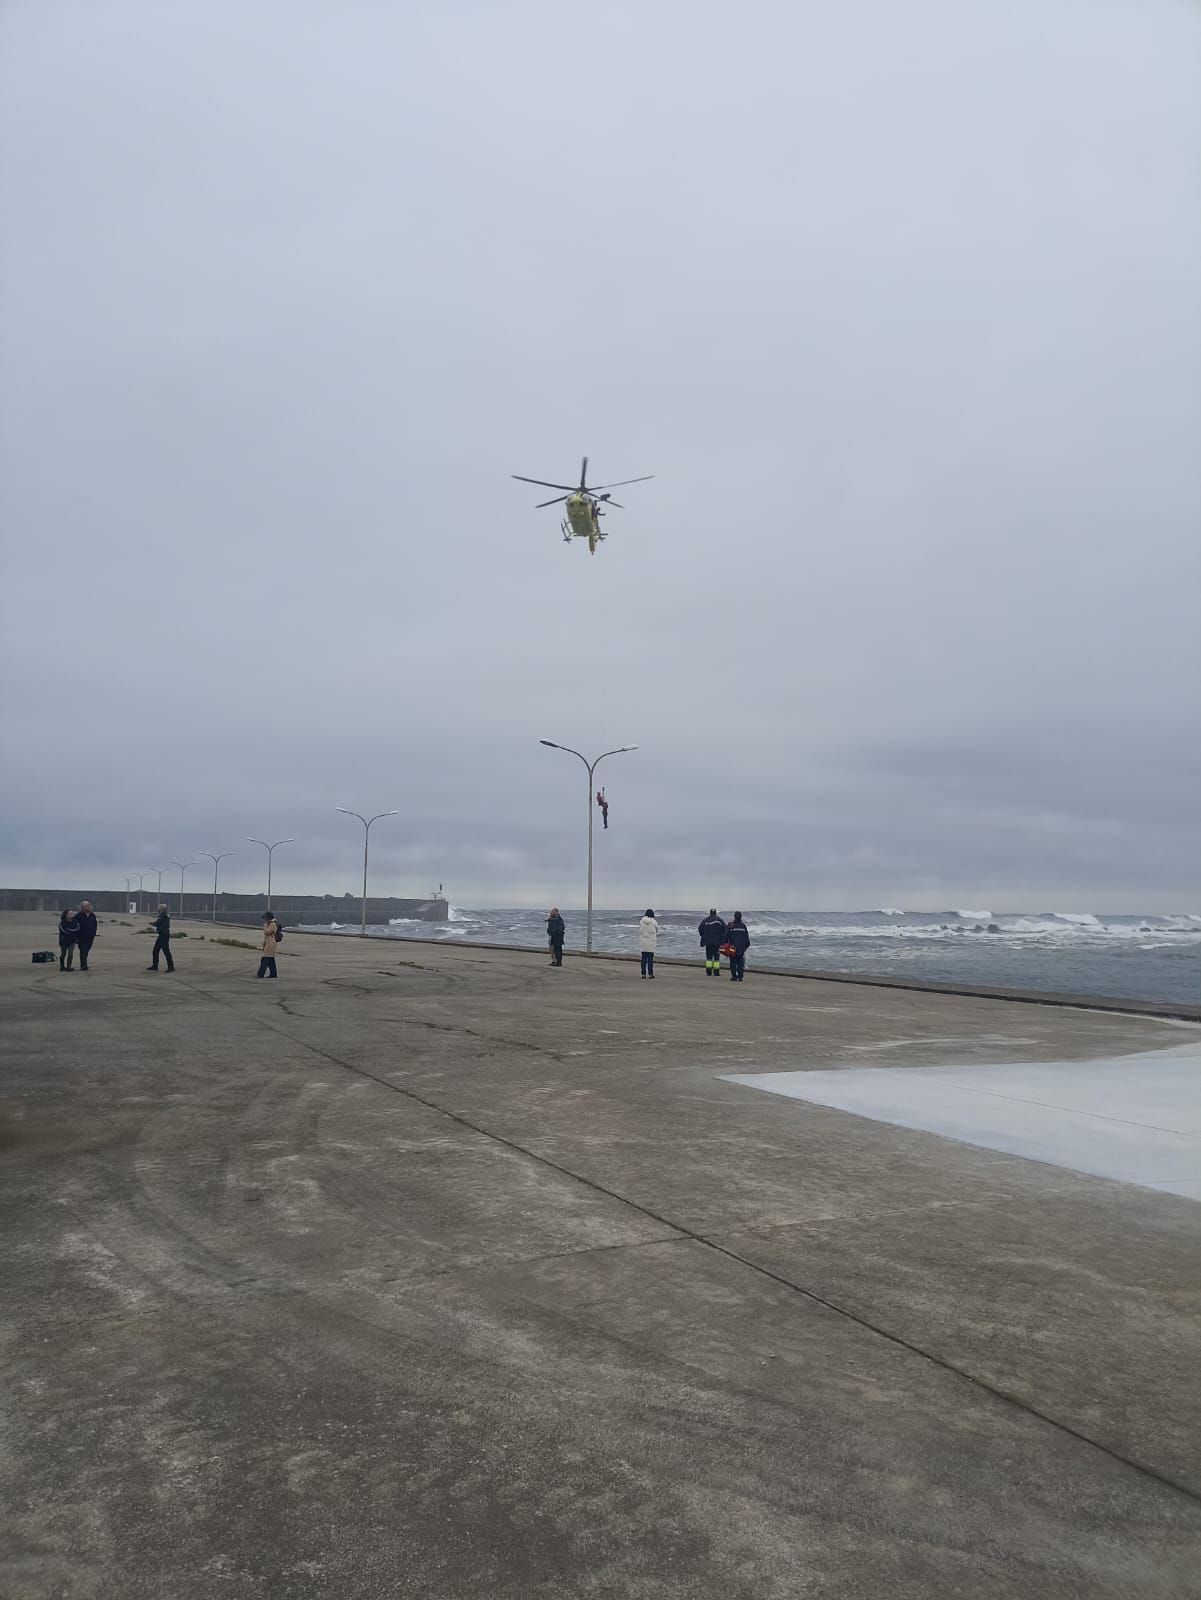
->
[{"left": 726, "top": 1045, "right": 1201, "bottom": 1200}]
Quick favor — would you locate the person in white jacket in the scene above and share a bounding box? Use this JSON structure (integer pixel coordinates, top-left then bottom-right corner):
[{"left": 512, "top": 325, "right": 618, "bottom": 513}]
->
[{"left": 638, "top": 908, "right": 659, "bottom": 979}]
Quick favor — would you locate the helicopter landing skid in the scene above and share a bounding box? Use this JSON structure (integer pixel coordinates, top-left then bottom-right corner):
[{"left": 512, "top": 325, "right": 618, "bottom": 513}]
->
[{"left": 561, "top": 522, "right": 573, "bottom": 543}]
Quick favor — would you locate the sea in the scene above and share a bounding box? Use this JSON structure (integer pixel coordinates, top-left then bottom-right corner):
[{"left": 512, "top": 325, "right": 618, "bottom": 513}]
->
[{"left": 299, "top": 907, "right": 1201, "bottom": 1007}]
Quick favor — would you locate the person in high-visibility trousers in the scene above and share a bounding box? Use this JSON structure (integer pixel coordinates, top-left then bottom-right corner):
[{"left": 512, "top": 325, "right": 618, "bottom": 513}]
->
[{"left": 697, "top": 909, "right": 727, "bottom": 976}]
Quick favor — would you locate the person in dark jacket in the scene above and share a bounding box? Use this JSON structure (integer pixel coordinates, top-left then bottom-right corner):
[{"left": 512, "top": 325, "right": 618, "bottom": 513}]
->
[
  {"left": 727, "top": 912, "right": 750, "bottom": 982},
  {"left": 697, "top": 909, "right": 727, "bottom": 976},
  {"left": 76, "top": 901, "right": 98, "bottom": 971},
  {"left": 546, "top": 908, "right": 565, "bottom": 967},
  {"left": 147, "top": 904, "right": 175, "bottom": 972},
  {"left": 58, "top": 909, "right": 80, "bottom": 971}
]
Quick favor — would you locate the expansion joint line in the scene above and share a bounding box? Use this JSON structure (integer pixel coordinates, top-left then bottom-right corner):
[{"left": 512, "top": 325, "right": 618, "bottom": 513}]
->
[{"left": 215, "top": 992, "right": 1201, "bottom": 1511}]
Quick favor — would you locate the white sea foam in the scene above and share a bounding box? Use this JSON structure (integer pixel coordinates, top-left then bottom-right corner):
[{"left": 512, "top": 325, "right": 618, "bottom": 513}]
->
[
  {"left": 876, "top": 907, "right": 905, "bottom": 916},
  {"left": 739, "top": 915, "right": 1201, "bottom": 947},
  {"left": 1051, "top": 911, "right": 1102, "bottom": 927},
  {"left": 956, "top": 909, "right": 991, "bottom": 921}
]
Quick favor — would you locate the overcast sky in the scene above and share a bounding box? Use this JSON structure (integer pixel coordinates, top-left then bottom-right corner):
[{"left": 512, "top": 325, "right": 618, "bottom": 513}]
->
[{"left": 2, "top": 0, "right": 1198, "bottom": 911}]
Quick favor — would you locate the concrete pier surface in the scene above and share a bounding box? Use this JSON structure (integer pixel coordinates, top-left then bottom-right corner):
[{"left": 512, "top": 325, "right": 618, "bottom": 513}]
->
[{"left": 2, "top": 912, "right": 1199, "bottom": 1598}]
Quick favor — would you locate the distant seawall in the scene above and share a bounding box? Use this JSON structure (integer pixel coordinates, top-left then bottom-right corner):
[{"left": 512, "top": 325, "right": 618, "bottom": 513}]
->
[{"left": 0, "top": 889, "right": 449, "bottom": 927}]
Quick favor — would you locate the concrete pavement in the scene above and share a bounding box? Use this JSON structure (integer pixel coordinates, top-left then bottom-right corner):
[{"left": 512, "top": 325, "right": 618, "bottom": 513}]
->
[{"left": 2, "top": 911, "right": 1199, "bottom": 1597}]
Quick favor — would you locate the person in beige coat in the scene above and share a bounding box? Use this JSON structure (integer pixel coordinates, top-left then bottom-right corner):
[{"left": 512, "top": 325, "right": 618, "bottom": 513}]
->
[{"left": 257, "top": 911, "right": 280, "bottom": 978}]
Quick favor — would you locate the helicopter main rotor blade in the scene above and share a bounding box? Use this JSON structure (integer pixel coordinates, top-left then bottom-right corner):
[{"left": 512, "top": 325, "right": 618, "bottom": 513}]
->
[
  {"left": 536, "top": 495, "right": 570, "bottom": 508},
  {"left": 599, "top": 498, "right": 624, "bottom": 509},
  {"left": 579, "top": 455, "right": 588, "bottom": 489},
  {"left": 590, "top": 474, "right": 655, "bottom": 490},
  {"left": 513, "top": 474, "right": 578, "bottom": 491}
]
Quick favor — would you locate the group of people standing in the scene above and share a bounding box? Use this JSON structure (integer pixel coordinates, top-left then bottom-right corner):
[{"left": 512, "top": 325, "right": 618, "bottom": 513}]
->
[
  {"left": 55, "top": 903, "right": 98, "bottom": 970},
  {"left": 698, "top": 910, "right": 750, "bottom": 980},
  {"left": 52, "top": 905, "right": 281, "bottom": 977},
  {"left": 544, "top": 907, "right": 751, "bottom": 980}
]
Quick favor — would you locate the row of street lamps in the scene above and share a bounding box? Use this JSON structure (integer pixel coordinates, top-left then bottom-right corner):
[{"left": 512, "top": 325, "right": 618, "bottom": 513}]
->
[
  {"left": 119, "top": 741, "right": 636, "bottom": 946},
  {"left": 120, "top": 814, "right": 398, "bottom": 931}
]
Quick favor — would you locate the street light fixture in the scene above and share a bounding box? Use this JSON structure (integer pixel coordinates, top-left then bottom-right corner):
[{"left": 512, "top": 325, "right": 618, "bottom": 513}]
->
[
  {"left": 153, "top": 866, "right": 167, "bottom": 902},
  {"left": 197, "top": 851, "right": 234, "bottom": 922},
  {"left": 247, "top": 837, "right": 294, "bottom": 907},
  {"left": 539, "top": 740, "right": 638, "bottom": 953},
  {"left": 168, "top": 860, "right": 198, "bottom": 918},
  {"left": 135, "top": 871, "right": 153, "bottom": 916},
  {"left": 124, "top": 875, "right": 138, "bottom": 910},
  {"left": 336, "top": 809, "right": 399, "bottom": 937}
]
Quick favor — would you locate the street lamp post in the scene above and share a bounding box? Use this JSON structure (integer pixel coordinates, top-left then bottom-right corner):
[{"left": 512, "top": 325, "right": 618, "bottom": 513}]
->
[
  {"left": 247, "top": 837, "right": 294, "bottom": 908},
  {"left": 124, "top": 875, "right": 137, "bottom": 911},
  {"left": 135, "top": 871, "right": 153, "bottom": 916},
  {"left": 539, "top": 740, "right": 637, "bottom": 953},
  {"left": 169, "top": 861, "right": 198, "bottom": 918},
  {"left": 336, "top": 809, "right": 398, "bottom": 936},
  {"left": 197, "top": 851, "right": 233, "bottom": 921},
  {"left": 154, "top": 867, "right": 167, "bottom": 902}
]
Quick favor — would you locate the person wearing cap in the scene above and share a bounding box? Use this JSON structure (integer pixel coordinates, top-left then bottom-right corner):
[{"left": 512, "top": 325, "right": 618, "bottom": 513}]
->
[{"left": 697, "top": 909, "right": 727, "bottom": 976}]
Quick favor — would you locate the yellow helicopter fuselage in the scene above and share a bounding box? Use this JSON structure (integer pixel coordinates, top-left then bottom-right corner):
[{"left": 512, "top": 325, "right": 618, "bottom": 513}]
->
[{"left": 564, "top": 493, "right": 602, "bottom": 553}]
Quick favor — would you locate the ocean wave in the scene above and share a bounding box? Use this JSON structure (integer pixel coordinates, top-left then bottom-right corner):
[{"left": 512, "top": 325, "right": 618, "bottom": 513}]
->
[
  {"left": 741, "top": 916, "right": 1201, "bottom": 946},
  {"left": 955, "top": 909, "right": 991, "bottom": 921},
  {"left": 1050, "top": 911, "right": 1102, "bottom": 927},
  {"left": 876, "top": 907, "right": 905, "bottom": 916}
]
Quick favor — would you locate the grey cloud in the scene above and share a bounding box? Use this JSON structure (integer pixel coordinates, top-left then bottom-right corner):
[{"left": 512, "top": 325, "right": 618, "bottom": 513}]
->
[{"left": 2, "top": 0, "right": 1199, "bottom": 912}]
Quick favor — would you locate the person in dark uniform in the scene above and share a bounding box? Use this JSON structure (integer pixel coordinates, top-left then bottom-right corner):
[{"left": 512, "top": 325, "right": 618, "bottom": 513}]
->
[
  {"left": 148, "top": 904, "right": 175, "bottom": 972},
  {"left": 76, "top": 901, "right": 98, "bottom": 971},
  {"left": 697, "top": 908, "right": 727, "bottom": 977},
  {"left": 546, "top": 908, "right": 565, "bottom": 967},
  {"left": 58, "top": 908, "right": 80, "bottom": 971},
  {"left": 727, "top": 912, "right": 750, "bottom": 982}
]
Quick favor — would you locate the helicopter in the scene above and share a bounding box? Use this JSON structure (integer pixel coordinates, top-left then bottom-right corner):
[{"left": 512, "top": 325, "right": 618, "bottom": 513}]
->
[{"left": 512, "top": 456, "right": 653, "bottom": 554}]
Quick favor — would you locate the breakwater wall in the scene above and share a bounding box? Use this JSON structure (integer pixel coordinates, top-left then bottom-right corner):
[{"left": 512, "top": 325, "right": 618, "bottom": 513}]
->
[{"left": 0, "top": 888, "right": 448, "bottom": 925}]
